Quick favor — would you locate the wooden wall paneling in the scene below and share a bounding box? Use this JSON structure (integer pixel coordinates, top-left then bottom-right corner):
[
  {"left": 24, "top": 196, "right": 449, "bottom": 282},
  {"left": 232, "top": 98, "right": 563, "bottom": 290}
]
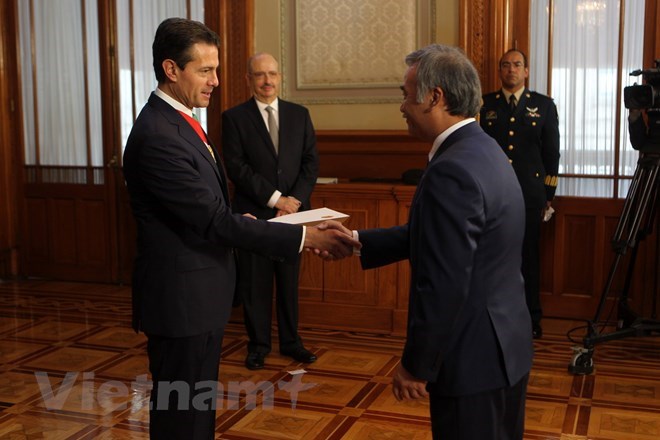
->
[
  {"left": 643, "top": 0, "right": 660, "bottom": 66},
  {"left": 23, "top": 184, "right": 111, "bottom": 282},
  {"left": 460, "top": 0, "right": 532, "bottom": 94},
  {"left": 0, "top": 0, "right": 21, "bottom": 278},
  {"left": 459, "top": 0, "right": 487, "bottom": 85},
  {"left": 50, "top": 198, "right": 77, "bottom": 264},
  {"left": 543, "top": 198, "right": 598, "bottom": 319},
  {"left": 322, "top": 204, "right": 376, "bottom": 306},
  {"left": 207, "top": 0, "right": 254, "bottom": 147},
  {"left": 460, "top": 0, "right": 516, "bottom": 94},
  {"left": 488, "top": 0, "right": 511, "bottom": 83},
  {"left": 324, "top": 186, "right": 398, "bottom": 307},
  {"left": 98, "top": 0, "right": 124, "bottom": 283},
  {"left": 315, "top": 185, "right": 389, "bottom": 306},
  {"left": 315, "top": 131, "right": 428, "bottom": 180},
  {"left": 24, "top": 198, "right": 48, "bottom": 263},
  {"left": 637, "top": 222, "right": 659, "bottom": 319},
  {"left": 392, "top": 185, "right": 415, "bottom": 336},
  {"left": 510, "top": 0, "right": 530, "bottom": 56},
  {"left": 77, "top": 199, "right": 110, "bottom": 265},
  {"left": 297, "top": 184, "right": 411, "bottom": 334},
  {"left": 298, "top": 248, "right": 323, "bottom": 301},
  {"left": 542, "top": 197, "right": 625, "bottom": 320},
  {"left": 561, "top": 214, "right": 597, "bottom": 296}
]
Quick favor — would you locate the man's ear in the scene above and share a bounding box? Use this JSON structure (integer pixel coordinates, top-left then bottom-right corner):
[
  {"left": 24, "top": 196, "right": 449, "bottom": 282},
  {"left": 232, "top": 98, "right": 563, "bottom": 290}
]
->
[
  {"left": 430, "top": 87, "right": 443, "bottom": 107},
  {"left": 162, "top": 59, "right": 178, "bottom": 82}
]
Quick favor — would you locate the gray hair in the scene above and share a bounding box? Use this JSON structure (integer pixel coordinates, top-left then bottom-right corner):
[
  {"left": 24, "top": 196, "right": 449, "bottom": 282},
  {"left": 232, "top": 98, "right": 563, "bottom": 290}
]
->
[{"left": 405, "top": 44, "right": 482, "bottom": 117}]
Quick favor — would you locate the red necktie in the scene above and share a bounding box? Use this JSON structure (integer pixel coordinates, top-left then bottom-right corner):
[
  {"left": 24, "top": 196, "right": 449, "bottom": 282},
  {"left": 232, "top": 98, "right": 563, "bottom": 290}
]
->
[{"left": 178, "top": 111, "right": 208, "bottom": 143}]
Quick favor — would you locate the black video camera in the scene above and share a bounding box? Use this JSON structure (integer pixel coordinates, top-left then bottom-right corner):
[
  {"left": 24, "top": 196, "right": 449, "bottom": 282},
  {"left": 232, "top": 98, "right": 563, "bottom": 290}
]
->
[{"left": 624, "top": 60, "right": 660, "bottom": 110}]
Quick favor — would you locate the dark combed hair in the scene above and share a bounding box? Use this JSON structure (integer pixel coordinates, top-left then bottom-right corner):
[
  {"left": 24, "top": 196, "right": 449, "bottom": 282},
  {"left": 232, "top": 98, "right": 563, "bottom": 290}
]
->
[
  {"left": 500, "top": 49, "right": 528, "bottom": 68},
  {"left": 152, "top": 17, "right": 220, "bottom": 83}
]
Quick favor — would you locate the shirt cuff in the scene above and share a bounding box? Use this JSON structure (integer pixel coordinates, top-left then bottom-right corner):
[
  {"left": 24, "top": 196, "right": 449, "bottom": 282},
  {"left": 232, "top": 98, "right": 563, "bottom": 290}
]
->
[
  {"left": 352, "top": 230, "right": 361, "bottom": 256},
  {"left": 267, "top": 190, "right": 283, "bottom": 209},
  {"left": 299, "top": 226, "right": 306, "bottom": 253}
]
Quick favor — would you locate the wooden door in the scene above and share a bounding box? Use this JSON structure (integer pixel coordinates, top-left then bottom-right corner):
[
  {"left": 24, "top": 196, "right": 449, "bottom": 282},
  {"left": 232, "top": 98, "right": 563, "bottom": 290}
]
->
[
  {"left": 12, "top": 0, "right": 251, "bottom": 284},
  {"left": 17, "top": 1, "right": 122, "bottom": 282}
]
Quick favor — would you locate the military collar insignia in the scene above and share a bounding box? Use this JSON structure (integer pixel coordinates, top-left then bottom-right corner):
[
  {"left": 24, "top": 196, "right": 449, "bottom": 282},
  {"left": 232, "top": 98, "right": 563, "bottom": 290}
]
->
[{"left": 526, "top": 107, "right": 540, "bottom": 117}]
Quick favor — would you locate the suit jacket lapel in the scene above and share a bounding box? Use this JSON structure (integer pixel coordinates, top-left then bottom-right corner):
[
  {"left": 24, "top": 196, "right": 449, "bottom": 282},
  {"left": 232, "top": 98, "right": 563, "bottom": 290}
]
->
[
  {"left": 148, "top": 93, "right": 229, "bottom": 198},
  {"left": 411, "top": 122, "right": 480, "bottom": 219},
  {"left": 428, "top": 121, "right": 478, "bottom": 164},
  {"left": 278, "top": 100, "right": 293, "bottom": 160},
  {"left": 207, "top": 140, "right": 231, "bottom": 204}
]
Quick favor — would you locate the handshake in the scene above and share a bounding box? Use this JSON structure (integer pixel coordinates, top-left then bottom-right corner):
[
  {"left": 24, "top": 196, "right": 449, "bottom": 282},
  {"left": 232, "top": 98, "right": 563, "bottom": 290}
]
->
[{"left": 303, "top": 220, "right": 361, "bottom": 260}]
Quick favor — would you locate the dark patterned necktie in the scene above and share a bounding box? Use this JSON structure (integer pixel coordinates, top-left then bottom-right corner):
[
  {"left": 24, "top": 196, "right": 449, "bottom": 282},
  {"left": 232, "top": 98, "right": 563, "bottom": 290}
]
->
[{"left": 509, "top": 95, "right": 517, "bottom": 114}]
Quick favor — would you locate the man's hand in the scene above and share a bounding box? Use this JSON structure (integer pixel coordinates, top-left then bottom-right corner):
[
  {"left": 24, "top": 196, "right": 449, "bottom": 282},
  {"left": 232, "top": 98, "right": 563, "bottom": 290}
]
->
[
  {"left": 392, "top": 363, "right": 428, "bottom": 401},
  {"left": 541, "top": 201, "right": 554, "bottom": 222},
  {"left": 275, "top": 196, "right": 301, "bottom": 215},
  {"left": 304, "top": 220, "right": 360, "bottom": 260}
]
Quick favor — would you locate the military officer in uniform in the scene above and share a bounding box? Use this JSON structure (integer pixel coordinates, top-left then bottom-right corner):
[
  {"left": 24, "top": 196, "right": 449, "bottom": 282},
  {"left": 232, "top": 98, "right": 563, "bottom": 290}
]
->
[{"left": 480, "top": 49, "right": 560, "bottom": 339}]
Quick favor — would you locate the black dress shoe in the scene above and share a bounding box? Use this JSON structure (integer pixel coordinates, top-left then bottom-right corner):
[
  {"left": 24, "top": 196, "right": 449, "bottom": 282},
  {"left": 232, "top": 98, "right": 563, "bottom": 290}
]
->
[
  {"left": 245, "top": 352, "right": 265, "bottom": 370},
  {"left": 533, "top": 323, "right": 543, "bottom": 339},
  {"left": 281, "top": 347, "right": 317, "bottom": 364}
]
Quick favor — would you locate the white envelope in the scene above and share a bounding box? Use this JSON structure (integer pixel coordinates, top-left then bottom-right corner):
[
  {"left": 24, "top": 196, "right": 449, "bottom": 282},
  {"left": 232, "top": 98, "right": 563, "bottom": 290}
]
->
[{"left": 268, "top": 207, "right": 349, "bottom": 226}]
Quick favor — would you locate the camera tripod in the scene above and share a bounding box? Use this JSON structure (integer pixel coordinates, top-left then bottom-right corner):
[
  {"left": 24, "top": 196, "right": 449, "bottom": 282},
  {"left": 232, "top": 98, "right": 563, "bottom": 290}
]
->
[{"left": 568, "top": 151, "right": 660, "bottom": 375}]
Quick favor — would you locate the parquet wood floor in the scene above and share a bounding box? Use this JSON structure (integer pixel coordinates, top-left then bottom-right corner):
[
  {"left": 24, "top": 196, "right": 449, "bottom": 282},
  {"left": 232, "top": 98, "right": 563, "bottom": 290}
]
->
[{"left": 0, "top": 280, "right": 659, "bottom": 439}]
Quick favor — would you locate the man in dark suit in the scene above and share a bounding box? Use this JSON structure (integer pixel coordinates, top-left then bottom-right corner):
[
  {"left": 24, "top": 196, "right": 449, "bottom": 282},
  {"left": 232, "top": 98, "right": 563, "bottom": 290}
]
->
[
  {"left": 480, "top": 49, "right": 561, "bottom": 339},
  {"left": 354, "top": 44, "right": 533, "bottom": 439},
  {"left": 222, "top": 53, "right": 319, "bottom": 370},
  {"left": 122, "top": 18, "right": 356, "bottom": 440}
]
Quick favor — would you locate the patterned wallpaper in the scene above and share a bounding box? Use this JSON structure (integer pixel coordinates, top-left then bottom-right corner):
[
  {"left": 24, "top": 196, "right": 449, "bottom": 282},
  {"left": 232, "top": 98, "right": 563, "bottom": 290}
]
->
[
  {"left": 296, "top": 0, "right": 416, "bottom": 89},
  {"left": 281, "top": 0, "right": 435, "bottom": 104}
]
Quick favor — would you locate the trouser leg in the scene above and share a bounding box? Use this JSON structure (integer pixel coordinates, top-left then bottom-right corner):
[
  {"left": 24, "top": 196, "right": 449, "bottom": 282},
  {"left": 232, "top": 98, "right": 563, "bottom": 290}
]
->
[
  {"left": 522, "top": 208, "right": 542, "bottom": 324},
  {"left": 238, "top": 250, "right": 275, "bottom": 354},
  {"left": 274, "top": 256, "right": 302, "bottom": 352},
  {"left": 147, "top": 328, "right": 224, "bottom": 440}
]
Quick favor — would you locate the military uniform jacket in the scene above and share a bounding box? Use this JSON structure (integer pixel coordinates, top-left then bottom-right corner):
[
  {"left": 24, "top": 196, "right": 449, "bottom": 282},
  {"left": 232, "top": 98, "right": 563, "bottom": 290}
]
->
[{"left": 480, "top": 88, "right": 560, "bottom": 209}]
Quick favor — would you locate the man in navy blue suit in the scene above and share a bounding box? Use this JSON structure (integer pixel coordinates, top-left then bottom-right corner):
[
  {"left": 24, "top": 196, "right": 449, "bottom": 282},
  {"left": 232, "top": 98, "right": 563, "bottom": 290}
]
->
[
  {"left": 355, "top": 44, "right": 533, "bottom": 439},
  {"left": 122, "top": 18, "right": 357, "bottom": 440}
]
